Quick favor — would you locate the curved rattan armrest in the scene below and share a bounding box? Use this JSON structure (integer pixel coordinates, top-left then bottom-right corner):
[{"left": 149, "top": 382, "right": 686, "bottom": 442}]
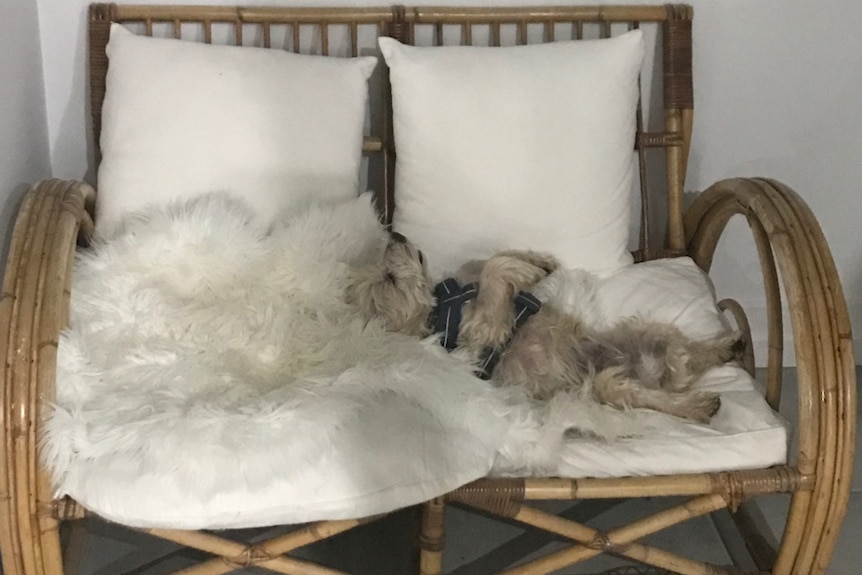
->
[
  {"left": 1, "top": 177, "right": 94, "bottom": 422},
  {"left": 684, "top": 177, "right": 855, "bottom": 570},
  {"left": 0, "top": 179, "right": 94, "bottom": 569},
  {"left": 2, "top": 178, "right": 94, "bottom": 400}
]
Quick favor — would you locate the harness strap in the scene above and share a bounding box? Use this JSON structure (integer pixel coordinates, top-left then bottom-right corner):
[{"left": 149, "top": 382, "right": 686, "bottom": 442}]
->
[
  {"left": 475, "top": 290, "right": 542, "bottom": 380},
  {"left": 432, "top": 278, "right": 478, "bottom": 351},
  {"left": 431, "top": 279, "right": 542, "bottom": 380}
]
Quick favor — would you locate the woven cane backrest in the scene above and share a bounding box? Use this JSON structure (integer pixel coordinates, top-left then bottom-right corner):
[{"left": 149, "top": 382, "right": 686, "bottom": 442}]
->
[{"left": 88, "top": 3, "right": 693, "bottom": 259}]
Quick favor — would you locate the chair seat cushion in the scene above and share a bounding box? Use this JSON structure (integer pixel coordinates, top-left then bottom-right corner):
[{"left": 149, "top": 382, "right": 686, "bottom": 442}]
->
[
  {"left": 493, "top": 259, "right": 788, "bottom": 478},
  {"left": 528, "top": 364, "right": 788, "bottom": 479},
  {"left": 46, "top": 196, "right": 786, "bottom": 530}
]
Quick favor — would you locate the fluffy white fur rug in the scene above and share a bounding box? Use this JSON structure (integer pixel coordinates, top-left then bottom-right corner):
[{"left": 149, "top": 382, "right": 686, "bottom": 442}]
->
[{"left": 44, "top": 194, "right": 648, "bottom": 510}]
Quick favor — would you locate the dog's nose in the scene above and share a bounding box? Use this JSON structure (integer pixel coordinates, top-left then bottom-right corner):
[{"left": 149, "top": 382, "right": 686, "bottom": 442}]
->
[{"left": 390, "top": 232, "right": 408, "bottom": 244}]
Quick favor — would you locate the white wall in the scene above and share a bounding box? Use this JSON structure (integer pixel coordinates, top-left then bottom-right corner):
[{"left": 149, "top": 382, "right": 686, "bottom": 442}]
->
[
  {"left": 685, "top": 0, "right": 862, "bottom": 367},
  {"left": 0, "top": 0, "right": 51, "bottom": 269},
  {"left": 33, "top": 0, "right": 862, "bottom": 365}
]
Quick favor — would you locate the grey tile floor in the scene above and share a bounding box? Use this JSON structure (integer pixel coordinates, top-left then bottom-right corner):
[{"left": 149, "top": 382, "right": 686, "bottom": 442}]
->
[{"left": 25, "top": 367, "right": 862, "bottom": 574}]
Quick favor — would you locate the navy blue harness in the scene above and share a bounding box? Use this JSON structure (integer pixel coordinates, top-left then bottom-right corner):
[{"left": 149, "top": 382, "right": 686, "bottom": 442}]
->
[{"left": 431, "top": 278, "right": 542, "bottom": 380}]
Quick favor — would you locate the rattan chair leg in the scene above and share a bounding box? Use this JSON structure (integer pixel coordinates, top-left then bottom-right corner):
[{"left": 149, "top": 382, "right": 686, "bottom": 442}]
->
[
  {"left": 147, "top": 528, "right": 352, "bottom": 575},
  {"left": 149, "top": 517, "right": 377, "bottom": 575},
  {"left": 419, "top": 498, "right": 445, "bottom": 575},
  {"left": 730, "top": 501, "right": 779, "bottom": 572},
  {"left": 470, "top": 495, "right": 728, "bottom": 575}
]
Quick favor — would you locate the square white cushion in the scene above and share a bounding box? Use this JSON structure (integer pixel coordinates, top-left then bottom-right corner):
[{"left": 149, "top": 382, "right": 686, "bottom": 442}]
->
[
  {"left": 97, "top": 24, "right": 377, "bottom": 232},
  {"left": 380, "top": 32, "right": 644, "bottom": 279},
  {"left": 535, "top": 257, "right": 731, "bottom": 353},
  {"left": 597, "top": 257, "right": 733, "bottom": 339}
]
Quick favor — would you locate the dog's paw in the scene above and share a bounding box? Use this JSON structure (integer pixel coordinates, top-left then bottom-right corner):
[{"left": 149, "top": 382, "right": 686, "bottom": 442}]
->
[
  {"left": 498, "top": 250, "right": 560, "bottom": 278},
  {"left": 683, "top": 392, "right": 722, "bottom": 424},
  {"left": 730, "top": 334, "right": 747, "bottom": 361},
  {"left": 519, "top": 252, "right": 560, "bottom": 277},
  {"left": 459, "top": 308, "right": 514, "bottom": 351},
  {"left": 718, "top": 330, "right": 746, "bottom": 362},
  {"left": 685, "top": 330, "right": 746, "bottom": 375},
  {"left": 709, "top": 331, "right": 747, "bottom": 366}
]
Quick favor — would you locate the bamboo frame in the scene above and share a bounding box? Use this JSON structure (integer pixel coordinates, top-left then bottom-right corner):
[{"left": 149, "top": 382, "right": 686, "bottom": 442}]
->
[
  {"left": 686, "top": 178, "right": 855, "bottom": 574},
  {"left": 423, "top": 176, "right": 855, "bottom": 574},
  {"left": 1, "top": 180, "right": 93, "bottom": 575},
  {"left": 87, "top": 2, "right": 694, "bottom": 248},
  {"left": 145, "top": 518, "right": 382, "bottom": 575},
  {"left": 0, "top": 4, "right": 855, "bottom": 575}
]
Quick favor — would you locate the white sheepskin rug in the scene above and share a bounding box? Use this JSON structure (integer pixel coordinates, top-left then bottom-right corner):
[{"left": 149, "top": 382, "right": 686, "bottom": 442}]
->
[{"left": 44, "top": 193, "right": 647, "bottom": 528}]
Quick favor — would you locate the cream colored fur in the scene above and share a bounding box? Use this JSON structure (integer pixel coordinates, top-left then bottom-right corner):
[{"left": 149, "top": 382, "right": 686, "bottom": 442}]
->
[{"left": 348, "top": 235, "right": 741, "bottom": 423}]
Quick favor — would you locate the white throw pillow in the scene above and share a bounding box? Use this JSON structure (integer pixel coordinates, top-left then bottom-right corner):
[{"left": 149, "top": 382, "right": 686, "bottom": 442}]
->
[
  {"left": 535, "top": 257, "right": 730, "bottom": 341},
  {"left": 97, "top": 24, "right": 377, "bottom": 232},
  {"left": 379, "top": 32, "right": 644, "bottom": 280},
  {"left": 598, "top": 257, "right": 731, "bottom": 340}
]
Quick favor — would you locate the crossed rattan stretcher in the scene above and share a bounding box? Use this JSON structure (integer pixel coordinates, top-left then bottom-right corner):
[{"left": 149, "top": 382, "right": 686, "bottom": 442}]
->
[{"left": 1, "top": 4, "right": 855, "bottom": 575}]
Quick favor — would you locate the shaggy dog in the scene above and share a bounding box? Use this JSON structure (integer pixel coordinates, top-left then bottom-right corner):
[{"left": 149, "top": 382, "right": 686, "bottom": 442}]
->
[{"left": 347, "top": 232, "right": 741, "bottom": 423}]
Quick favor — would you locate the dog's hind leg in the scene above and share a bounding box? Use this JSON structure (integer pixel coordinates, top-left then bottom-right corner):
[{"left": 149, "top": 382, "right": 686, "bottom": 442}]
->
[
  {"left": 602, "top": 320, "right": 742, "bottom": 393},
  {"left": 590, "top": 367, "right": 721, "bottom": 423},
  {"left": 681, "top": 332, "right": 744, "bottom": 376},
  {"left": 657, "top": 330, "right": 744, "bottom": 394}
]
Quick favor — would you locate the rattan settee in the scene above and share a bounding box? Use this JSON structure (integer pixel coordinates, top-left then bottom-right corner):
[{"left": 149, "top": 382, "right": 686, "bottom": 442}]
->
[{"left": 0, "top": 4, "right": 856, "bottom": 575}]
